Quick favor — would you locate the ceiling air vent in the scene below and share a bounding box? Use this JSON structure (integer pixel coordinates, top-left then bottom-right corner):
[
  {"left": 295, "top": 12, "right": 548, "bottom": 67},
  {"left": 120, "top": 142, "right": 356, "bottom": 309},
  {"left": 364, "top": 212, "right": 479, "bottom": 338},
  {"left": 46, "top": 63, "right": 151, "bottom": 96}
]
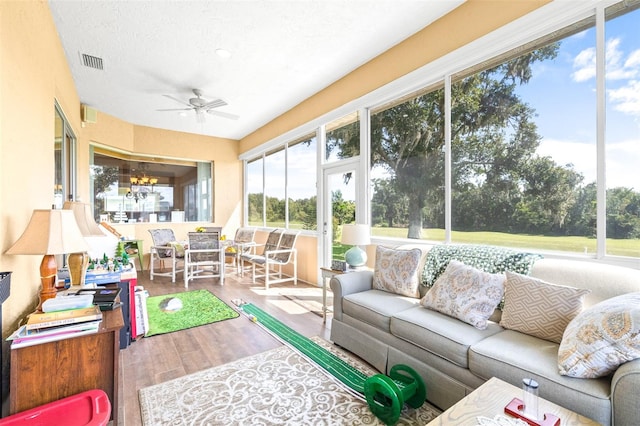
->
[{"left": 80, "top": 53, "right": 104, "bottom": 70}]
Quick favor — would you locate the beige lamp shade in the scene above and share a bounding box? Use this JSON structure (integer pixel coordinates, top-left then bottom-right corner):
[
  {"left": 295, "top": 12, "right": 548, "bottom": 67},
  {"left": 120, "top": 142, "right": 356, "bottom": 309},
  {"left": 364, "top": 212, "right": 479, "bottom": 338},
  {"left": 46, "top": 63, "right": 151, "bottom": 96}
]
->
[
  {"left": 6, "top": 209, "right": 90, "bottom": 310},
  {"left": 341, "top": 224, "right": 371, "bottom": 246},
  {"left": 63, "top": 201, "right": 104, "bottom": 237},
  {"left": 6, "top": 209, "right": 89, "bottom": 255}
]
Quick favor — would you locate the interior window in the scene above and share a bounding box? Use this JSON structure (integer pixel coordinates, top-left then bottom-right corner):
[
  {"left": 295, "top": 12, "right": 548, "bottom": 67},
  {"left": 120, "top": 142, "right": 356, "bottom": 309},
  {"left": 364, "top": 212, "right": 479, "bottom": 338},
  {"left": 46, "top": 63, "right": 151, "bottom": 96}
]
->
[{"left": 90, "top": 147, "right": 212, "bottom": 223}]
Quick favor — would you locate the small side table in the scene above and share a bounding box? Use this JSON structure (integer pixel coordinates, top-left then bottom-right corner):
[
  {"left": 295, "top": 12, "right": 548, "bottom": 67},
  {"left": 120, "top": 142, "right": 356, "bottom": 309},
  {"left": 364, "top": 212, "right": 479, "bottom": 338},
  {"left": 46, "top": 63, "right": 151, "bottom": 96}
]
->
[{"left": 123, "top": 240, "right": 144, "bottom": 272}]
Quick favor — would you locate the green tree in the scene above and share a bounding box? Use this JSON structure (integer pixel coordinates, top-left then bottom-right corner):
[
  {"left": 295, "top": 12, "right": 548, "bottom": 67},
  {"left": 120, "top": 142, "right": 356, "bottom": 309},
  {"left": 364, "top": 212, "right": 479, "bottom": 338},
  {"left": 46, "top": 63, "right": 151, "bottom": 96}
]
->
[{"left": 328, "top": 45, "right": 560, "bottom": 238}]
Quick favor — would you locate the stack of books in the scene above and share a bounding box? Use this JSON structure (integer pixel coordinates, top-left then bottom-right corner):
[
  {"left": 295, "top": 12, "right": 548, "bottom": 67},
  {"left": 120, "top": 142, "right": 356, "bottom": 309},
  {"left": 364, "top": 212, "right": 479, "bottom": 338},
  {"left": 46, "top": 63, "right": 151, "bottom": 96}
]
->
[{"left": 8, "top": 305, "right": 103, "bottom": 349}]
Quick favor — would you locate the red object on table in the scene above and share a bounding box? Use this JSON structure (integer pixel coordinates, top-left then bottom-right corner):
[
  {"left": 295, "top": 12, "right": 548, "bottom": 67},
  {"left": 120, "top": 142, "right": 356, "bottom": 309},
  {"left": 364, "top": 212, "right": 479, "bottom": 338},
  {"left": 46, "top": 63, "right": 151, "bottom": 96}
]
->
[
  {"left": 0, "top": 389, "right": 111, "bottom": 426},
  {"left": 505, "top": 397, "right": 561, "bottom": 426}
]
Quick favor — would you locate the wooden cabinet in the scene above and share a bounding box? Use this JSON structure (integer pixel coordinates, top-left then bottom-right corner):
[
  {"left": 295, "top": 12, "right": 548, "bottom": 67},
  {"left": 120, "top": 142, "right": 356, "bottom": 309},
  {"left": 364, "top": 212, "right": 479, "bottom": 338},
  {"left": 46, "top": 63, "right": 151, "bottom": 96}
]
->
[{"left": 10, "top": 308, "right": 123, "bottom": 424}]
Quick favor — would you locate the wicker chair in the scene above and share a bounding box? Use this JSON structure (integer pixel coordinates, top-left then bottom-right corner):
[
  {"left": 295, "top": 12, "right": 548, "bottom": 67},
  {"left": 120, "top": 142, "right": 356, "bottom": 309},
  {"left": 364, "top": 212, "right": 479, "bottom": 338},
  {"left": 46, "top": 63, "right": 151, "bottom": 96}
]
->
[
  {"left": 184, "top": 232, "right": 224, "bottom": 288},
  {"left": 148, "top": 229, "right": 184, "bottom": 283}
]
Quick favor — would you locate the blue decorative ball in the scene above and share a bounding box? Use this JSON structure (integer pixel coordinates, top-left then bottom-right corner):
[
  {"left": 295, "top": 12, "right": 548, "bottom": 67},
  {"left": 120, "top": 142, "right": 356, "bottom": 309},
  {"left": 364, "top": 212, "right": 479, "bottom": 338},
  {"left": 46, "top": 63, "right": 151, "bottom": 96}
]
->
[{"left": 345, "top": 246, "right": 367, "bottom": 268}]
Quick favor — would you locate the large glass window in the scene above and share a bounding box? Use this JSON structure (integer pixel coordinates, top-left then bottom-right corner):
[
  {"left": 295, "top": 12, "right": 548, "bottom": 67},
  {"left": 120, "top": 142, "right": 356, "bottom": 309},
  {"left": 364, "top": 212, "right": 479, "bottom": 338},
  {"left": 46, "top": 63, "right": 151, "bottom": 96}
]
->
[
  {"left": 369, "top": 87, "right": 446, "bottom": 240},
  {"left": 247, "top": 157, "right": 264, "bottom": 226},
  {"left": 90, "top": 147, "right": 212, "bottom": 223},
  {"left": 450, "top": 30, "right": 596, "bottom": 254},
  {"left": 264, "top": 148, "right": 286, "bottom": 227},
  {"left": 287, "top": 136, "right": 317, "bottom": 229},
  {"left": 605, "top": 7, "right": 640, "bottom": 258},
  {"left": 246, "top": 134, "right": 317, "bottom": 229}
]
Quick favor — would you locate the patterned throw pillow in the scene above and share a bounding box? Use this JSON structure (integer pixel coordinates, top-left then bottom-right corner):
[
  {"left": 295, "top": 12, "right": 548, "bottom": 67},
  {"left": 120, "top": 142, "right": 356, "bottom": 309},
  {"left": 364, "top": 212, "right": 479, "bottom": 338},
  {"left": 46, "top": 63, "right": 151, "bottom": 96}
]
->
[
  {"left": 420, "top": 261, "right": 505, "bottom": 330},
  {"left": 372, "top": 246, "right": 423, "bottom": 298},
  {"left": 500, "top": 272, "right": 590, "bottom": 344},
  {"left": 558, "top": 293, "right": 640, "bottom": 378}
]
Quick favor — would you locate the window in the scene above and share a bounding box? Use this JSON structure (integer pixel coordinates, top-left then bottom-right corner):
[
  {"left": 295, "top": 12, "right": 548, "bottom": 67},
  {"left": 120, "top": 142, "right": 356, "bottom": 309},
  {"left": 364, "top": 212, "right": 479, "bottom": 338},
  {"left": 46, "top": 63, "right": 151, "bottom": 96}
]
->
[
  {"left": 605, "top": 7, "right": 640, "bottom": 257},
  {"left": 54, "top": 104, "right": 76, "bottom": 208},
  {"left": 369, "top": 87, "right": 445, "bottom": 240},
  {"left": 90, "top": 147, "right": 212, "bottom": 223},
  {"left": 287, "top": 136, "right": 317, "bottom": 229},
  {"left": 243, "top": 0, "right": 639, "bottom": 261},
  {"left": 450, "top": 29, "right": 597, "bottom": 254},
  {"left": 246, "top": 157, "right": 264, "bottom": 226},
  {"left": 246, "top": 134, "right": 317, "bottom": 229},
  {"left": 326, "top": 112, "right": 360, "bottom": 162},
  {"left": 264, "top": 148, "right": 286, "bottom": 227}
]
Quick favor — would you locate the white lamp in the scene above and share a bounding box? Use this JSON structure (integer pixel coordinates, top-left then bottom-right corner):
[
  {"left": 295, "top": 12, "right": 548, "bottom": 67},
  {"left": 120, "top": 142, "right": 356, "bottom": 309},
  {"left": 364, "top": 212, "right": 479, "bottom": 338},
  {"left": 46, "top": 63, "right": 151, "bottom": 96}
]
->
[{"left": 341, "top": 224, "right": 371, "bottom": 269}]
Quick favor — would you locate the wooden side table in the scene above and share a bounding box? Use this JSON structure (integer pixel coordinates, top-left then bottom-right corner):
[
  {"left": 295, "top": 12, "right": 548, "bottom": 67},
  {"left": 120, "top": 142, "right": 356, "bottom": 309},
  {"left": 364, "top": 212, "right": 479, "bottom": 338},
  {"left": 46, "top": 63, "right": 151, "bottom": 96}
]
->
[
  {"left": 426, "top": 377, "right": 599, "bottom": 425},
  {"left": 123, "top": 239, "right": 144, "bottom": 272},
  {"left": 10, "top": 308, "right": 124, "bottom": 424}
]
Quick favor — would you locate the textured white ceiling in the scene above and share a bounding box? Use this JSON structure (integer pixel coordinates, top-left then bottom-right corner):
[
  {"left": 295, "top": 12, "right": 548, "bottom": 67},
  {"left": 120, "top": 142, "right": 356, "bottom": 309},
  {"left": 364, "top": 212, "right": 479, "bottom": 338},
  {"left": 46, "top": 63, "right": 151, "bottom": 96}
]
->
[{"left": 49, "top": 0, "right": 465, "bottom": 140}]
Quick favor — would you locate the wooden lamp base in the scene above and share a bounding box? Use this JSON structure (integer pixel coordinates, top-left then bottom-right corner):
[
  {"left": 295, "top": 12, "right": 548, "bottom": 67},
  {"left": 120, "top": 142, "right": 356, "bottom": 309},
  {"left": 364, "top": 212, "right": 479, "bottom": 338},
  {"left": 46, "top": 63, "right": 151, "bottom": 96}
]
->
[
  {"left": 68, "top": 251, "right": 89, "bottom": 286},
  {"left": 38, "top": 254, "right": 58, "bottom": 311}
]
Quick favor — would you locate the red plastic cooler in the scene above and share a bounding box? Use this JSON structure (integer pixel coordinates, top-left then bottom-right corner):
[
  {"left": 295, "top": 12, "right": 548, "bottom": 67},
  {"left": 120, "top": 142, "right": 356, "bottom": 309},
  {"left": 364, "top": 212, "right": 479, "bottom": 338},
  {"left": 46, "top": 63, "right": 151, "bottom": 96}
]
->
[{"left": 0, "top": 389, "right": 111, "bottom": 426}]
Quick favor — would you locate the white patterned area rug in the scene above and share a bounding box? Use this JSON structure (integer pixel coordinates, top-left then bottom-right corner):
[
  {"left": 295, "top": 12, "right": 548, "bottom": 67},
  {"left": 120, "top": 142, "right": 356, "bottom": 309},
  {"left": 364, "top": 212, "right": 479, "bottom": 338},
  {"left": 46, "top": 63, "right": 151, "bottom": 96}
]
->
[{"left": 139, "top": 337, "right": 441, "bottom": 425}]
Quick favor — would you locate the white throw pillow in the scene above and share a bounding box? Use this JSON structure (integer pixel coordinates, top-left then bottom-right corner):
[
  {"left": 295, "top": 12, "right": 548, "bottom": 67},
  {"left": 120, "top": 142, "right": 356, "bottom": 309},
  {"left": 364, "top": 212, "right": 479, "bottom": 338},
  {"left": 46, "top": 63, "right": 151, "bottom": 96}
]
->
[
  {"left": 558, "top": 292, "right": 640, "bottom": 378},
  {"left": 420, "top": 260, "right": 505, "bottom": 330},
  {"left": 372, "top": 246, "right": 423, "bottom": 298}
]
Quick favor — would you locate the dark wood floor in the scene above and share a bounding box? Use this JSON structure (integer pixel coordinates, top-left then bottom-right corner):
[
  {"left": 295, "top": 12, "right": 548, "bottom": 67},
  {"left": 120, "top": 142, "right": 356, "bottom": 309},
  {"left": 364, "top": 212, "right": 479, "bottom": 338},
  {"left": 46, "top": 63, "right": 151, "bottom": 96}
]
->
[{"left": 117, "top": 267, "right": 332, "bottom": 425}]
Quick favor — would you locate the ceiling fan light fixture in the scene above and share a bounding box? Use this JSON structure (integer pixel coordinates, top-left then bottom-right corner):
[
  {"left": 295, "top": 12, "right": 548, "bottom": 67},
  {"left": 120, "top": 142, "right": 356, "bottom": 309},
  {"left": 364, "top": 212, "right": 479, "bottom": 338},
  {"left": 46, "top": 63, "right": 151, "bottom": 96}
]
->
[{"left": 215, "top": 48, "right": 232, "bottom": 59}]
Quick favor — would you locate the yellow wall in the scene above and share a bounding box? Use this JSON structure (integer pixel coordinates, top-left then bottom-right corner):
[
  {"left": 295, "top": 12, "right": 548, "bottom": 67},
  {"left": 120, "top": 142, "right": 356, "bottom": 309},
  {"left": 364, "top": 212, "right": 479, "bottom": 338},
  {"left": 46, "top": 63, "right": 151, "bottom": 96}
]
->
[{"left": 0, "top": 0, "right": 82, "bottom": 331}]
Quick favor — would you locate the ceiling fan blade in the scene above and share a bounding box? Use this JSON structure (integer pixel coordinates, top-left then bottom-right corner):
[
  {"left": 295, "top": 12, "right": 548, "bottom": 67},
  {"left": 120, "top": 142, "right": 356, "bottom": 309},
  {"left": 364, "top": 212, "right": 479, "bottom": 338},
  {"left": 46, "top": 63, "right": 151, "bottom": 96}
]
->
[
  {"left": 202, "top": 99, "right": 227, "bottom": 109},
  {"left": 156, "top": 108, "right": 192, "bottom": 111},
  {"left": 162, "top": 94, "right": 192, "bottom": 107},
  {"left": 206, "top": 110, "right": 239, "bottom": 120}
]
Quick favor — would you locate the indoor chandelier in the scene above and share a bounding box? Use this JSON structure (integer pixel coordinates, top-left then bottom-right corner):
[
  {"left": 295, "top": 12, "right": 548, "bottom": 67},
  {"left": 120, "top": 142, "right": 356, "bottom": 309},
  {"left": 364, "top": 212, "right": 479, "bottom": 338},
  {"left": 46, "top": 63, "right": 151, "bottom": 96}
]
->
[{"left": 126, "top": 174, "right": 157, "bottom": 203}]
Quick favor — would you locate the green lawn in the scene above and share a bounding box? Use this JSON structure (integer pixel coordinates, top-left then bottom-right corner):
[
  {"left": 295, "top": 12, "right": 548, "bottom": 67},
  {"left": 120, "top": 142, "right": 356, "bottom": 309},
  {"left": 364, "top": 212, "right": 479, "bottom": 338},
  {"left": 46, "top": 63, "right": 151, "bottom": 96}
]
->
[
  {"left": 372, "top": 227, "right": 639, "bottom": 258},
  {"left": 253, "top": 221, "right": 639, "bottom": 258}
]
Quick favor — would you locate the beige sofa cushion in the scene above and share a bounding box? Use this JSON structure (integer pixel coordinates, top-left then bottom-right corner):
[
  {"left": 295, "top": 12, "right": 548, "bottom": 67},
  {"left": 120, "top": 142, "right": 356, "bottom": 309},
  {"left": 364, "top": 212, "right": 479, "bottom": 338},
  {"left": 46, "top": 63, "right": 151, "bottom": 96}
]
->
[
  {"left": 558, "top": 292, "right": 640, "bottom": 378},
  {"left": 421, "top": 261, "right": 505, "bottom": 330},
  {"left": 500, "top": 272, "right": 590, "bottom": 344},
  {"left": 373, "top": 245, "right": 423, "bottom": 298}
]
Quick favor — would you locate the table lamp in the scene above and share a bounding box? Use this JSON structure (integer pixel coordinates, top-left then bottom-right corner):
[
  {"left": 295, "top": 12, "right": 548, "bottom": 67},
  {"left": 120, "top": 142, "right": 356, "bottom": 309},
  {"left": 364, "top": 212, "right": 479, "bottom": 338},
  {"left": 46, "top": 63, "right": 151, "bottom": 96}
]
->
[
  {"left": 6, "top": 209, "right": 89, "bottom": 310},
  {"left": 63, "top": 201, "right": 105, "bottom": 286},
  {"left": 341, "top": 224, "right": 371, "bottom": 269}
]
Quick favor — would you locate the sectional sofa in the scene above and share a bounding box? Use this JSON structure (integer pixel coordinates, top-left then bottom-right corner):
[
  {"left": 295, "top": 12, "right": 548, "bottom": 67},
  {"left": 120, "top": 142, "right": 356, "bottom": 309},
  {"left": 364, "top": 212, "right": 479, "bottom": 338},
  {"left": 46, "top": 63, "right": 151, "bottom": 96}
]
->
[{"left": 329, "top": 244, "right": 640, "bottom": 425}]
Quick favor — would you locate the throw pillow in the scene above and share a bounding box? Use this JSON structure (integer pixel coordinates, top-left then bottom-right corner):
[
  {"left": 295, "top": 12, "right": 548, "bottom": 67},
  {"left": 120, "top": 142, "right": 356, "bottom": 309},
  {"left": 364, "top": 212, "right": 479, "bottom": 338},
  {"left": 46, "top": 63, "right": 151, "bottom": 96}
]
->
[
  {"left": 372, "top": 246, "right": 423, "bottom": 298},
  {"left": 420, "top": 260, "right": 505, "bottom": 330},
  {"left": 500, "top": 272, "right": 589, "bottom": 343},
  {"left": 558, "top": 292, "right": 640, "bottom": 378}
]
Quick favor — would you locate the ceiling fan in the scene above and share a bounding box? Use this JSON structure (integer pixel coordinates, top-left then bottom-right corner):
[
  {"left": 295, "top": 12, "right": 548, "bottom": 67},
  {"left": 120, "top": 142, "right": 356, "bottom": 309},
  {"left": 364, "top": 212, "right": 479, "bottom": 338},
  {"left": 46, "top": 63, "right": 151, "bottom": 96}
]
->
[{"left": 157, "top": 89, "right": 239, "bottom": 123}]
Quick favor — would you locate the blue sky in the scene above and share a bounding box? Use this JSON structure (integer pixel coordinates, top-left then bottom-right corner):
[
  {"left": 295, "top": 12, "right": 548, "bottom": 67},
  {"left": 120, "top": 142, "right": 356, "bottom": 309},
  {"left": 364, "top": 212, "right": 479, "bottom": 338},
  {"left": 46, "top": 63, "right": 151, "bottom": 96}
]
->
[{"left": 520, "top": 9, "right": 639, "bottom": 189}]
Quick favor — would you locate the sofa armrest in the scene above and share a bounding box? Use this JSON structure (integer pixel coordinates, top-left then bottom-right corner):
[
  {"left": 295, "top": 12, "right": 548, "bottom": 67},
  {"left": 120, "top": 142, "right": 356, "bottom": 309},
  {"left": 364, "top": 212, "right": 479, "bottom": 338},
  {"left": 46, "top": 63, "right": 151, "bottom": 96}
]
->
[
  {"left": 330, "top": 270, "right": 374, "bottom": 321},
  {"left": 611, "top": 358, "right": 640, "bottom": 425}
]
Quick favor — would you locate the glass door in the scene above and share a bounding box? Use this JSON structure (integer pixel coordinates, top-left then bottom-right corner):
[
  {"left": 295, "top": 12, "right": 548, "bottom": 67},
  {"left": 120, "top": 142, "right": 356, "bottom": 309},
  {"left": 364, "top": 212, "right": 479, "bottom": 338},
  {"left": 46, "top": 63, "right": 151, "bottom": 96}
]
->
[{"left": 321, "top": 161, "right": 358, "bottom": 269}]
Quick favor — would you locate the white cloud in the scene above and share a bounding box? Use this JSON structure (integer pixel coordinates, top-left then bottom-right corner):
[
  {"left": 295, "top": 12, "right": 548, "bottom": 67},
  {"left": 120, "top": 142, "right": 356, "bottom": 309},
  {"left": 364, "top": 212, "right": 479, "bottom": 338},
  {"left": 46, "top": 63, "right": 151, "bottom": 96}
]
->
[
  {"left": 609, "top": 80, "right": 640, "bottom": 116},
  {"left": 537, "top": 137, "right": 639, "bottom": 190},
  {"left": 571, "top": 47, "right": 596, "bottom": 82},
  {"left": 571, "top": 38, "right": 638, "bottom": 83}
]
